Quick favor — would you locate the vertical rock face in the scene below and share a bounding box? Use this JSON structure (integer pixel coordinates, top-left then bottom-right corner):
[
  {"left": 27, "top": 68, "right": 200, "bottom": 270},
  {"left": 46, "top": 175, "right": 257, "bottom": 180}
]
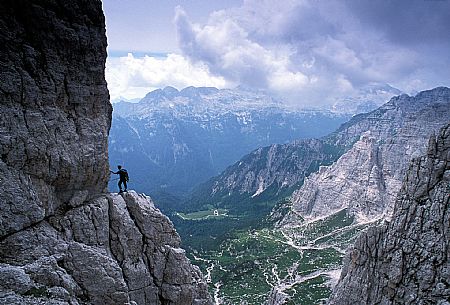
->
[
  {"left": 0, "top": 1, "right": 211, "bottom": 304},
  {"left": 289, "top": 133, "right": 388, "bottom": 220},
  {"left": 0, "top": 0, "right": 111, "bottom": 237},
  {"left": 328, "top": 124, "right": 450, "bottom": 305}
]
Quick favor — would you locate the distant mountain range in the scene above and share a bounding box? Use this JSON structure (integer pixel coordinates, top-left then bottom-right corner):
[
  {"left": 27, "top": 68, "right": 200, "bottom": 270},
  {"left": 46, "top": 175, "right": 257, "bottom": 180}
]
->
[
  {"left": 330, "top": 83, "right": 402, "bottom": 114},
  {"left": 110, "top": 96, "right": 141, "bottom": 104},
  {"left": 189, "top": 87, "right": 450, "bottom": 218},
  {"left": 108, "top": 86, "right": 351, "bottom": 194}
]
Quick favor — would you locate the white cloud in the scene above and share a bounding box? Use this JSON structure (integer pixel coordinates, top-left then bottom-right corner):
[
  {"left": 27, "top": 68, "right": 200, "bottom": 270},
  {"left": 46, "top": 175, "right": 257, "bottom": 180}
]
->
[
  {"left": 107, "top": 0, "right": 450, "bottom": 106},
  {"left": 106, "top": 53, "right": 229, "bottom": 100},
  {"left": 172, "top": 0, "right": 450, "bottom": 106},
  {"left": 174, "top": 6, "right": 313, "bottom": 100},
  {"left": 173, "top": 3, "right": 363, "bottom": 106}
]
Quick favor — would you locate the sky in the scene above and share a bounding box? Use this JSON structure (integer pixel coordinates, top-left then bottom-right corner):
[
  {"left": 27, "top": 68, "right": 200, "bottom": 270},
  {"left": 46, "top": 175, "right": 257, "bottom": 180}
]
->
[{"left": 103, "top": 0, "right": 450, "bottom": 107}]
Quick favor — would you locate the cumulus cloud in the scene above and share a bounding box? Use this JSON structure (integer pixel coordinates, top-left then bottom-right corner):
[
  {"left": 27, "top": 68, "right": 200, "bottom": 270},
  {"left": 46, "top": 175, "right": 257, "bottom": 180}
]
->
[
  {"left": 106, "top": 53, "right": 229, "bottom": 100},
  {"left": 175, "top": 6, "right": 311, "bottom": 96},
  {"left": 173, "top": 0, "right": 450, "bottom": 106}
]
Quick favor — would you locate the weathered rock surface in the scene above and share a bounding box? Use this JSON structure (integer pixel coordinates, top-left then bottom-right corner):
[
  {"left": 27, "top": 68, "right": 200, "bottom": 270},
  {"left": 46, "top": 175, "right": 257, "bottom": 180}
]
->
[
  {"left": 285, "top": 87, "right": 450, "bottom": 222},
  {"left": 328, "top": 123, "right": 450, "bottom": 304},
  {"left": 1, "top": 192, "right": 211, "bottom": 304},
  {"left": 0, "top": 1, "right": 211, "bottom": 304},
  {"left": 0, "top": 0, "right": 112, "bottom": 237}
]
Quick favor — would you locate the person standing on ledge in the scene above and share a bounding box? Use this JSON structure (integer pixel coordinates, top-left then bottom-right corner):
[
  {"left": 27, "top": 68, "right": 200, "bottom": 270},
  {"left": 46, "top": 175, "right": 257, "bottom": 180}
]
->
[{"left": 110, "top": 165, "right": 129, "bottom": 193}]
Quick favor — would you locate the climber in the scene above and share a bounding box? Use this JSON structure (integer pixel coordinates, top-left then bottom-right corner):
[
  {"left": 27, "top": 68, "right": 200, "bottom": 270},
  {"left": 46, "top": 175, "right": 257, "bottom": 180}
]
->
[{"left": 110, "top": 165, "right": 129, "bottom": 193}]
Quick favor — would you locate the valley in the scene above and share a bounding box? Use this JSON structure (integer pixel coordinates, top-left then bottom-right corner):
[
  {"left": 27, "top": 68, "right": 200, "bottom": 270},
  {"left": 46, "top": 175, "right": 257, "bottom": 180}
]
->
[
  {"left": 184, "top": 208, "right": 380, "bottom": 304},
  {"left": 176, "top": 209, "right": 229, "bottom": 220}
]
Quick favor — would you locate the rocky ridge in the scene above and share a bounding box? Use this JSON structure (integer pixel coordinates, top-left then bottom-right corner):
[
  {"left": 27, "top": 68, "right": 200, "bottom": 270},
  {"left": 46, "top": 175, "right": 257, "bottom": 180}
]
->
[
  {"left": 188, "top": 138, "right": 342, "bottom": 210},
  {"left": 0, "top": 1, "right": 211, "bottom": 304},
  {"left": 328, "top": 124, "right": 450, "bottom": 304},
  {"left": 1, "top": 191, "right": 211, "bottom": 305},
  {"left": 283, "top": 87, "right": 450, "bottom": 223}
]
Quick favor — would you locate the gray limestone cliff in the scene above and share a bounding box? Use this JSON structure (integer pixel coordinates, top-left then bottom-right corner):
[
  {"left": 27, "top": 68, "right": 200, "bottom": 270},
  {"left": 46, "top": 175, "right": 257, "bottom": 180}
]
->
[
  {"left": 0, "top": 0, "right": 112, "bottom": 238},
  {"left": 0, "top": 191, "right": 211, "bottom": 305},
  {"left": 0, "top": 1, "right": 211, "bottom": 304},
  {"left": 328, "top": 123, "right": 450, "bottom": 305},
  {"left": 284, "top": 88, "right": 450, "bottom": 223}
]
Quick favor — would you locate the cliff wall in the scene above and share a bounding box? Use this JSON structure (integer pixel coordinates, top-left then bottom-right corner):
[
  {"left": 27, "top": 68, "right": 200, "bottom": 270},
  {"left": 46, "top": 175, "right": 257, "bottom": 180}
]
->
[
  {"left": 0, "top": 1, "right": 211, "bottom": 304},
  {"left": 328, "top": 124, "right": 450, "bottom": 304},
  {"left": 0, "top": 0, "right": 111, "bottom": 237}
]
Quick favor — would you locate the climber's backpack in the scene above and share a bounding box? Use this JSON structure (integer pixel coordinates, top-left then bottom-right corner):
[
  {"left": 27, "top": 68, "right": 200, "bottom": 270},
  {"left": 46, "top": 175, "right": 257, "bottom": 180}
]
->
[{"left": 122, "top": 169, "right": 129, "bottom": 181}]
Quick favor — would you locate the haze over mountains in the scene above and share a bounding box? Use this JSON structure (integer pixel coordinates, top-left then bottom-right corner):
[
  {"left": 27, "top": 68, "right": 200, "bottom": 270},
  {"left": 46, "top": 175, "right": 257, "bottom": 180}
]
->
[
  {"left": 189, "top": 87, "right": 450, "bottom": 213},
  {"left": 109, "top": 86, "right": 351, "bottom": 194},
  {"left": 330, "top": 83, "right": 402, "bottom": 114},
  {"left": 108, "top": 83, "right": 405, "bottom": 196}
]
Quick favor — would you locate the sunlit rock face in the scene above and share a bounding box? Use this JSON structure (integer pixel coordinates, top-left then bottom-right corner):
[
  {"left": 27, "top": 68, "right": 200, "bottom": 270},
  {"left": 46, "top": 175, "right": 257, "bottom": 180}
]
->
[
  {"left": 284, "top": 87, "right": 450, "bottom": 223},
  {"left": 0, "top": 1, "right": 211, "bottom": 304},
  {"left": 328, "top": 124, "right": 450, "bottom": 305}
]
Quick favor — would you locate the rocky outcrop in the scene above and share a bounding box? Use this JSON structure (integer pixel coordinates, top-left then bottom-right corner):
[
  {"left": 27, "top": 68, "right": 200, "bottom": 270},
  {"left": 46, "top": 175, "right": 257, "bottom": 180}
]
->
[
  {"left": 328, "top": 124, "right": 450, "bottom": 304},
  {"left": 0, "top": 1, "right": 211, "bottom": 304},
  {"left": 285, "top": 87, "right": 450, "bottom": 222},
  {"left": 1, "top": 191, "right": 211, "bottom": 304}
]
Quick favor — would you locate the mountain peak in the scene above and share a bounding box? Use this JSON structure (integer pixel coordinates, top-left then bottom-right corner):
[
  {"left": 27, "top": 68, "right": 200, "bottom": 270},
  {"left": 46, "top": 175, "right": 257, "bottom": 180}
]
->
[
  {"left": 142, "top": 86, "right": 180, "bottom": 103},
  {"left": 180, "top": 86, "right": 219, "bottom": 97},
  {"left": 331, "top": 83, "right": 403, "bottom": 114},
  {"left": 162, "top": 86, "right": 179, "bottom": 95},
  {"left": 414, "top": 86, "right": 450, "bottom": 98}
]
